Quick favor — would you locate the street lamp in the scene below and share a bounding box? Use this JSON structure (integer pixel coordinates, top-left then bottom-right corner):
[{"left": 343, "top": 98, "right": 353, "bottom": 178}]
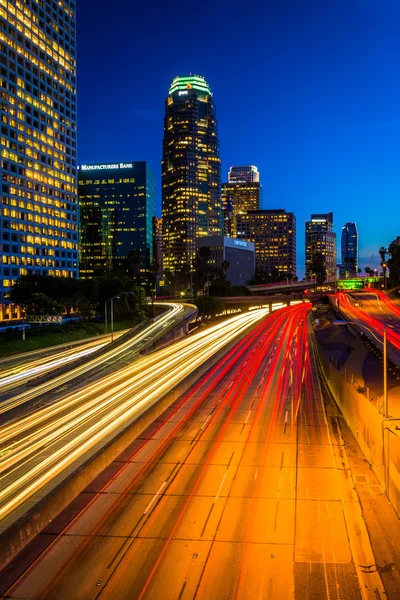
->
[
  {"left": 382, "top": 263, "right": 387, "bottom": 291},
  {"left": 105, "top": 291, "right": 140, "bottom": 342},
  {"left": 334, "top": 319, "right": 388, "bottom": 418}
]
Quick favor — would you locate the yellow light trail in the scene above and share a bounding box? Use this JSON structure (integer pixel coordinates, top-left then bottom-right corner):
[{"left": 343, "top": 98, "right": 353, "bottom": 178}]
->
[
  {"left": 0, "top": 308, "right": 269, "bottom": 524},
  {"left": 0, "top": 302, "right": 185, "bottom": 415}
]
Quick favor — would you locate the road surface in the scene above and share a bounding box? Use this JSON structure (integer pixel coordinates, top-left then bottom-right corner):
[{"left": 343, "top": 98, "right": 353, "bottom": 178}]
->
[
  {"left": 337, "top": 290, "right": 400, "bottom": 367},
  {"left": 0, "top": 307, "right": 268, "bottom": 531},
  {"left": 1, "top": 302, "right": 382, "bottom": 599},
  {"left": 0, "top": 302, "right": 192, "bottom": 414}
]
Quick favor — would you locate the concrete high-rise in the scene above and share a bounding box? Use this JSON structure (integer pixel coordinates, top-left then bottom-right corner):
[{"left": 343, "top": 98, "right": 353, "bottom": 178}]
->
[
  {"left": 341, "top": 222, "right": 358, "bottom": 277},
  {"left": 162, "top": 75, "right": 221, "bottom": 273},
  {"left": 305, "top": 212, "right": 337, "bottom": 279},
  {"left": 0, "top": 0, "right": 78, "bottom": 319},
  {"left": 78, "top": 162, "right": 156, "bottom": 278},
  {"left": 236, "top": 209, "right": 296, "bottom": 279},
  {"left": 222, "top": 166, "right": 262, "bottom": 237}
]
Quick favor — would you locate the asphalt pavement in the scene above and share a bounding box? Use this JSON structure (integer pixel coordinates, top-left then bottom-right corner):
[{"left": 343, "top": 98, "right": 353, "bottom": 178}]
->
[{"left": 0, "top": 302, "right": 384, "bottom": 600}]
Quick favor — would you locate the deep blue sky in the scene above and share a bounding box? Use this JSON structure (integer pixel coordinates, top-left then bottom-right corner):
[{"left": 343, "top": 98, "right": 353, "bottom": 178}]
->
[{"left": 77, "top": 0, "right": 400, "bottom": 276}]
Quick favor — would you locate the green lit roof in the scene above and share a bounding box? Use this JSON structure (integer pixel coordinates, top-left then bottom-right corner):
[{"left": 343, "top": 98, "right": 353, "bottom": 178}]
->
[{"left": 169, "top": 75, "right": 212, "bottom": 96}]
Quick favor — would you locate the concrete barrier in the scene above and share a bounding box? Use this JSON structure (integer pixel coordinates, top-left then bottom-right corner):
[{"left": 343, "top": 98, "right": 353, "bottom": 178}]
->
[
  {"left": 312, "top": 327, "right": 400, "bottom": 518},
  {"left": 0, "top": 317, "right": 252, "bottom": 571}
]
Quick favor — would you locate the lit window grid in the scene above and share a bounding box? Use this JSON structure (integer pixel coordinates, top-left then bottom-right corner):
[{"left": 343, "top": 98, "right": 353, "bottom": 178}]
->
[
  {"left": 0, "top": 0, "right": 77, "bottom": 319},
  {"left": 236, "top": 211, "right": 296, "bottom": 276}
]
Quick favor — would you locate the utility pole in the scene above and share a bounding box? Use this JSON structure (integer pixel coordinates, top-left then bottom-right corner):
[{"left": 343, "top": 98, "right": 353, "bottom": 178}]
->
[{"left": 383, "top": 324, "right": 388, "bottom": 418}]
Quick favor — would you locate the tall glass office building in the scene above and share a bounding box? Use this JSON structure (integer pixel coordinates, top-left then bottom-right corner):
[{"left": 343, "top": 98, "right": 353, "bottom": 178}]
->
[
  {"left": 78, "top": 162, "right": 156, "bottom": 278},
  {"left": 0, "top": 0, "right": 78, "bottom": 320},
  {"left": 162, "top": 75, "right": 222, "bottom": 273},
  {"left": 341, "top": 222, "right": 358, "bottom": 276}
]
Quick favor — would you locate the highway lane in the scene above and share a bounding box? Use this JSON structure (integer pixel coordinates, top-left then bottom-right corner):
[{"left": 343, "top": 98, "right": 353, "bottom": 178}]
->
[
  {"left": 0, "top": 301, "right": 189, "bottom": 415},
  {"left": 2, "top": 302, "right": 381, "bottom": 599},
  {"left": 0, "top": 337, "right": 110, "bottom": 392},
  {"left": 337, "top": 291, "right": 400, "bottom": 366},
  {"left": 0, "top": 307, "right": 268, "bottom": 530}
]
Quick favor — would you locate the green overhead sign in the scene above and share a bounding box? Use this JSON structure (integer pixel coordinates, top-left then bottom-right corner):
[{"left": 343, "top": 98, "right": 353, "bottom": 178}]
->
[{"left": 337, "top": 279, "right": 365, "bottom": 290}]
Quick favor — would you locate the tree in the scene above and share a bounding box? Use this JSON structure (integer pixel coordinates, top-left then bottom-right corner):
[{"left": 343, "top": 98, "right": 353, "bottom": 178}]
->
[
  {"left": 74, "top": 293, "right": 94, "bottom": 322},
  {"left": 194, "top": 296, "right": 224, "bottom": 318},
  {"left": 388, "top": 237, "right": 400, "bottom": 287},
  {"left": 10, "top": 275, "right": 58, "bottom": 309},
  {"left": 311, "top": 252, "right": 327, "bottom": 286},
  {"left": 123, "top": 249, "right": 142, "bottom": 282},
  {"left": 25, "top": 293, "right": 62, "bottom": 316},
  {"left": 193, "top": 247, "right": 213, "bottom": 296},
  {"left": 379, "top": 246, "right": 388, "bottom": 262}
]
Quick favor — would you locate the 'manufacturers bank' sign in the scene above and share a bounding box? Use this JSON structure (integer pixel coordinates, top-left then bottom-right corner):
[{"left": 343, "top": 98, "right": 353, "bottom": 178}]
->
[{"left": 78, "top": 163, "right": 133, "bottom": 171}]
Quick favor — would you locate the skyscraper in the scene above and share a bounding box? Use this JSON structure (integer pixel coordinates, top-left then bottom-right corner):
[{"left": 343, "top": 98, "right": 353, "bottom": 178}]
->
[
  {"left": 222, "top": 166, "right": 262, "bottom": 237},
  {"left": 305, "top": 212, "right": 337, "bottom": 279},
  {"left": 0, "top": 0, "right": 78, "bottom": 320},
  {"left": 236, "top": 209, "right": 296, "bottom": 278},
  {"left": 162, "top": 75, "right": 221, "bottom": 273},
  {"left": 228, "top": 165, "right": 260, "bottom": 183},
  {"left": 78, "top": 162, "right": 156, "bottom": 278},
  {"left": 341, "top": 222, "right": 358, "bottom": 276}
]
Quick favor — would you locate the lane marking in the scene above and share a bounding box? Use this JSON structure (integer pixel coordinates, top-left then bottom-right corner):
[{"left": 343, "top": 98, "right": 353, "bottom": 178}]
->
[
  {"left": 215, "top": 470, "right": 228, "bottom": 502},
  {"left": 200, "top": 414, "right": 212, "bottom": 430},
  {"left": 143, "top": 481, "right": 167, "bottom": 514}
]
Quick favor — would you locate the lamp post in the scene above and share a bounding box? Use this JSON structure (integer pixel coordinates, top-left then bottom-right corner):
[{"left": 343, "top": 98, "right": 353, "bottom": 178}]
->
[
  {"left": 382, "top": 262, "right": 387, "bottom": 291},
  {"left": 105, "top": 291, "right": 140, "bottom": 342}
]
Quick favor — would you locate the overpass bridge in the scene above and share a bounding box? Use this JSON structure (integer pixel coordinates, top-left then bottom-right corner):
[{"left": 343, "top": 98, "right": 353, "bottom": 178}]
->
[{"left": 247, "top": 277, "right": 336, "bottom": 294}]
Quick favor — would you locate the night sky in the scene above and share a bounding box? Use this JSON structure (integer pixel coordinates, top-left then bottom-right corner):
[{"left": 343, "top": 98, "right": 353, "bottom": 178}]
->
[{"left": 77, "top": 0, "right": 400, "bottom": 277}]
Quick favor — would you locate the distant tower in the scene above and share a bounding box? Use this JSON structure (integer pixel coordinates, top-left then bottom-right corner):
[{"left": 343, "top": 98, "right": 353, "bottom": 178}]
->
[
  {"left": 222, "top": 166, "right": 262, "bottom": 237},
  {"left": 162, "top": 75, "right": 222, "bottom": 272},
  {"left": 341, "top": 222, "right": 358, "bottom": 276},
  {"left": 305, "top": 212, "right": 337, "bottom": 279}
]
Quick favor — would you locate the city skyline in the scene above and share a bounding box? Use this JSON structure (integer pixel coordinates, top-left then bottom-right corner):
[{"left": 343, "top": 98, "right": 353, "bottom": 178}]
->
[{"left": 76, "top": 0, "right": 400, "bottom": 278}]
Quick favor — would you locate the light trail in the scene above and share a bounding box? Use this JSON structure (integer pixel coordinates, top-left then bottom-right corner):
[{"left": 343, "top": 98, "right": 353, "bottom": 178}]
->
[
  {"left": 0, "top": 302, "right": 185, "bottom": 414},
  {"left": 0, "top": 307, "right": 269, "bottom": 523},
  {"left": 338, "top": 291, "right": 400, "bottom": 358},
  {"left": 2, "top": 301, "right": 378, "bottom": 600},
  {"left": 0, "top": 342, "right": 107, "bottom": 390}
]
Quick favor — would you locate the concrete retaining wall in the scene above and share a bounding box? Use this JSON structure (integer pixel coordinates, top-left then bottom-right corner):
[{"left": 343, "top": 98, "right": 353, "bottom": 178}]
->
[{"left": 314, "top": 332, "right": 400, "bottom": 518}]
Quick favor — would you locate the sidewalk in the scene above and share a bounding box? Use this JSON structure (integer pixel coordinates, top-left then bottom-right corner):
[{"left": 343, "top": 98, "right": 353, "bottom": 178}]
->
[{"left": 324, "top": 389, "right": 400, "bottom": 599}]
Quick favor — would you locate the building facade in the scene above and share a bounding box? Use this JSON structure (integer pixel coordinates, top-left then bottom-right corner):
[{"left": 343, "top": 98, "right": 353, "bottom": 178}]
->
[
  {"left": 236, "top": 210, "right": 296, "bottom": 279},
  {"left": 340, "top": 222, "right": 358, "bottom": 277},
  {"left": 78, "top": 162, "right": 156, "bottom": 278},
  {"left": 162, "top": 75, "right": 222, "bottom": 273},
  {"left": 228, "top": 165, "right": 260, "bottom": 183},
  {"left": 195, "top": 235, "right": 255, "bottom": 286},
  {"left": 305, "top": 212, "right": 337, "bottom": 279},
  {"left": 0, "top": 0, "right": 78, "bottom": 319},
  {"left": 153, "top": 216, "right": 163, "bottom": 275},
  {"left": 222, "top": 165, "right": 262, "bottom": 237}
]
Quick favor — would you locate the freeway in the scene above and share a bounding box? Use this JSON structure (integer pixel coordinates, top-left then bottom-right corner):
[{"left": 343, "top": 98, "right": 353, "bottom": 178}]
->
[
  {"left": 0, "top": 336, "right": 112, "bottom": 392},
  {"left": 0, "top": 302, "right": 191, "bottom": 414},
  {"left": 336, "top": 290, "right": 400, "bottom": 366},
  {"left": 0, "top": 307, "right": 268, "bottom": 530},
  {"left": 1, "top": 302, "right": 382, "bottom": 599}
]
